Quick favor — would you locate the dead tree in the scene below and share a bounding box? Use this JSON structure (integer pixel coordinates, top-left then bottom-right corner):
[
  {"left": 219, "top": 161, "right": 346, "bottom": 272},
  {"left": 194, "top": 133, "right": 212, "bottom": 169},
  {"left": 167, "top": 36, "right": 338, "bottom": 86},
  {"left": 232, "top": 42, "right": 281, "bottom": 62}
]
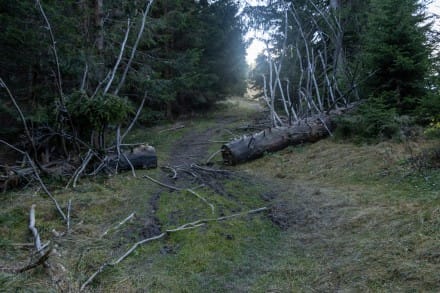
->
[
  {"left": 222, "top": 114, "right": 334, "bottom": 165},
  {"left": 258, "top": 0, "right": 356, "bottom": 128}
]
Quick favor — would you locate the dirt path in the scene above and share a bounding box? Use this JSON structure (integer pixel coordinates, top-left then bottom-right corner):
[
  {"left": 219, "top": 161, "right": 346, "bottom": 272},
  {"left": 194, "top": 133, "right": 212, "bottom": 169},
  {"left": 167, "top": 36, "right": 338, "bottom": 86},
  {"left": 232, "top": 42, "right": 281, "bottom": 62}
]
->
[
  {"left": 2, "top": 96, "right": 437, "bottom": 292},
  {"left": 143, "top": 97, "right": 415, "bottom": 291}
]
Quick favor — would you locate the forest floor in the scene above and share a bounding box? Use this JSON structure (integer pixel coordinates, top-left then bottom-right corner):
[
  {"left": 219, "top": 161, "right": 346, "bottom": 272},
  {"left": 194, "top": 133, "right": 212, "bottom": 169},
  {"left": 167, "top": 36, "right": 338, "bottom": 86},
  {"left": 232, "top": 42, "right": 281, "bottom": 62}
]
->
[{"left": 0, "top": 95, "right": 439, "bottom": 292}]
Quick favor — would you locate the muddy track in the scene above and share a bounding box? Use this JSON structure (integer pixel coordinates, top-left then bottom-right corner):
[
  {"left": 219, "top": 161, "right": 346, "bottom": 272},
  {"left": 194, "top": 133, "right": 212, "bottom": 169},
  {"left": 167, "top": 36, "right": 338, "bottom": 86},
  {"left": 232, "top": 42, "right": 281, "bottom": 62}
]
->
[
  {"left": 141, "top": 112, "right": 247, "bottom": 237},
  {"left": 142, "top": 98, "right": 354, "bottom": 244}
]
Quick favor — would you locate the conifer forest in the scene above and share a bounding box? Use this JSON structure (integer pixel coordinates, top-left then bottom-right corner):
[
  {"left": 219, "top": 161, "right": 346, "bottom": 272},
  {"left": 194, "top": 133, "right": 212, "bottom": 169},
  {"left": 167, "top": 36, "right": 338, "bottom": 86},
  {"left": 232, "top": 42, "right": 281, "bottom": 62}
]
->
[{"left": 0, "top": 0, "right": 439, "bottom": 291}]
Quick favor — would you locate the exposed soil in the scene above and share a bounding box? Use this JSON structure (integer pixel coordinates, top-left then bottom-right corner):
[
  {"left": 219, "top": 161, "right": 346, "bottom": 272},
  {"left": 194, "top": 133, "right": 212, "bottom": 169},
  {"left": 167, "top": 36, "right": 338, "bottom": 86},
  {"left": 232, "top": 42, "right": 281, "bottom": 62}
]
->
[
  {"left": 140, "top": 109, "right": 247, "bottom": 238},
  {"left": 143, "top": 98, "right": 321, "bottom": 233}
]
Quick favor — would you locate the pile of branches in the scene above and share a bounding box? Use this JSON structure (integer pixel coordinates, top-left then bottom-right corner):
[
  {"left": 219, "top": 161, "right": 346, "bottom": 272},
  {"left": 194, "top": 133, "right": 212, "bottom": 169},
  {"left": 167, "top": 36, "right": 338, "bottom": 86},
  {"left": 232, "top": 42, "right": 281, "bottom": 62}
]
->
[{"left": 0, "top": 0, "right": 157, "bottom": 192}]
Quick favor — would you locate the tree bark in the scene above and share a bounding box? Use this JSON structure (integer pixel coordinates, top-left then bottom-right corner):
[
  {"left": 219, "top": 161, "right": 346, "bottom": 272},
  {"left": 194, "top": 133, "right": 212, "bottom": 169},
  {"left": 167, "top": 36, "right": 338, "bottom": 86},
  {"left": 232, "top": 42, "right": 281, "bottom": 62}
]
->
[
  {"left": 221, "top": 115, "right": 335, "bottom": 165},
  {"left": 95, "top": 0, "right": 104, "bottom": 52}
]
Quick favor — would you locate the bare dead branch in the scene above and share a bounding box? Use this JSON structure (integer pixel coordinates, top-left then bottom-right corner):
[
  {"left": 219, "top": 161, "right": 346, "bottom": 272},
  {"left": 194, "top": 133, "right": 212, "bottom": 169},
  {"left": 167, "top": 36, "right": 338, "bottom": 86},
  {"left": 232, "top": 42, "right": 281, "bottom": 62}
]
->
[
  {"left": 0, "top": 79, "right": 35, "bottom": 153},
  {"left": 206, "top": 150, "right": 221, "bottom": 165},
  {"left": 114, "top": 0, "right": 155, "bottom": 95},
  {"left": 186, "top": 188, "right": 215, "bottom": 214},
  {"left": 91, "top": 70, "right": 111, "bottom": 99},
  {"left": 190, "top": 163, "right": 229, "bottom": 174},
  {"left": 0, "top": 140, "right": 67, "bottom": 221},
  {"left": 121, "top": 95, "right": 147, "bottom": 142},
  {"left": 103, "top": 18, "right": 131, "bottom": 95},
  {"left": 35, "top": 0, "right": 64, "bottom": 99},
  {"left": 100, "top": 212, "right": 136, "bottom": 238},
  {"left": 80, "top": 63, "right": 88, "bottom": 91},
  {"left": 67, "top": 149, "right": 93, "bottom": 188},
  {"left": 0, "top": 248, "right": 52, "bottom": 274},
  {"left": 176, "top": 207, "right": 268, "bottom": 230},
  {"left": 143, "top": 174, "right": 181, "bottom": 190},
  {"left": 176, "top": 167, "right": 198, "bottom": 178},
  {"left": 121, "top": 152, "right": 137, "bottom": 177},
  {"left": 80, "top": 206, "right": 267, "bottom": 291},
  {"left": 159, "top": 124, "right": 185, "bottom": 134},
  {"left": 143, "top": 174, "right": 214, "bottom": 214},
  {"left": 161, "top": 166, "right": 178, "bottom": 179},
  {"left": 67, "top": 199, "right": 72, "bottom": 232}
]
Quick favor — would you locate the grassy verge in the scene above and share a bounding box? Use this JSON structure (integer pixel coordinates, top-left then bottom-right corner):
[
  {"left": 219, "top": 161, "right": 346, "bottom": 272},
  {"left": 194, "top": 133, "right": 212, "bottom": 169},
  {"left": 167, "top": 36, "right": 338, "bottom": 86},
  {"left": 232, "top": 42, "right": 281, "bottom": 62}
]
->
[
  {"left": 0, "top": 98, "right": 278, "bottom": 292},
  {"left": 1, "top": 98, "right": 439, "bottom": 292},
  {"left": 235, "top": 138, "right": 440, "bottom": 291}
]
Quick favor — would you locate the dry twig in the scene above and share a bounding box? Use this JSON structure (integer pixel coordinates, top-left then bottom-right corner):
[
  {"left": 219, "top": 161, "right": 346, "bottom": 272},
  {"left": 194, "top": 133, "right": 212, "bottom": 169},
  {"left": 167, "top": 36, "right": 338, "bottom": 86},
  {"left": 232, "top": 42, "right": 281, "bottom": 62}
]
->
[
  {"left": 0, "top": 140, "right": 67, "bottom": 222},
  {"left": 161, "top": 166, "right": 178, "bottom": 179},
  {"left": 100, "top": 212, "right": 136, "bottom": 238},
  {"left": 190, "top": 163, "right": 229, "bottom": 174},
  {"left": 80, "top": 207, "right": 267, "bottom": 291},
  {"left": 0, "top": 248, "right": 52, "bottom": 274},
  {"left": 159, "top": 124, "right": 185, "bottom": 133},
  {"left": 115, "top": 0, "right": 155, "bottom": 95},
  {"left": 206, "top": 150, "right": 221, "bottom": 165},
  {"left": 143, "top": 174, "right": 215, "bottom": 214},
  {"left": 103, "top": 18, "right": 131, "bottom": 95}
]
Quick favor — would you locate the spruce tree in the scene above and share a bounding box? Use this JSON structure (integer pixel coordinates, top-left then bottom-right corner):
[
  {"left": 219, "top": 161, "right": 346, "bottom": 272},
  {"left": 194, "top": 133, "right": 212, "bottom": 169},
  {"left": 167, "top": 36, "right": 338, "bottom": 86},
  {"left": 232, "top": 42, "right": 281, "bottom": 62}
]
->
[{"left": 362, "top": 0, "right": 431, "bottom": 114}]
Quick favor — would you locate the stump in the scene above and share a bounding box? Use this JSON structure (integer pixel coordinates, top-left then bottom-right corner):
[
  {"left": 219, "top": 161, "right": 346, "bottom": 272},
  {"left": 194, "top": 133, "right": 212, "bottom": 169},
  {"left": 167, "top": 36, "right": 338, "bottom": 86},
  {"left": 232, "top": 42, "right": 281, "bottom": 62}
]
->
[{"left": 110, "top": 145, "right": 157, "bottom": 170}]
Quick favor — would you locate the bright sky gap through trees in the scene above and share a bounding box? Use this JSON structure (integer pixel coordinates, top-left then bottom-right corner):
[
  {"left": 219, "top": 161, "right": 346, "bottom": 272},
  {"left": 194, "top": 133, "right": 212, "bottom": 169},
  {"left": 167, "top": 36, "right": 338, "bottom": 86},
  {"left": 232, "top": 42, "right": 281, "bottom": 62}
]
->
[{"left": 245, "top": 0, "right": 440, "bottom": 65}]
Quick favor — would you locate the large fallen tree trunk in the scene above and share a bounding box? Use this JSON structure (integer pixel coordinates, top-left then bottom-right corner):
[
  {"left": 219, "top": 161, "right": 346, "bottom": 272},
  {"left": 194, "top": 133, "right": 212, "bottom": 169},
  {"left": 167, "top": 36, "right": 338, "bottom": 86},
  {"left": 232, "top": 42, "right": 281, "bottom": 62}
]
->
[{"left": 221, "top": 114, "right": 335, "bottom": 165}]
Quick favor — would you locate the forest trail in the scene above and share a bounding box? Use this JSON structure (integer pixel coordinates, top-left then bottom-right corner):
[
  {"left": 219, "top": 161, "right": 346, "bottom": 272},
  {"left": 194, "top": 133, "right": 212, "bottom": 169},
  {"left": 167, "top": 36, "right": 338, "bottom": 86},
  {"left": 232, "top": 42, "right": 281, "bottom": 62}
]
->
[
  {"left": 0, "top": 96, "right": 438, "bottom": 292},
  {"left": 143, "top": 97, "right": 376, "bottom": 291},
  {"left": 146, "top": 95, "right": 439, "bottom": 292}
]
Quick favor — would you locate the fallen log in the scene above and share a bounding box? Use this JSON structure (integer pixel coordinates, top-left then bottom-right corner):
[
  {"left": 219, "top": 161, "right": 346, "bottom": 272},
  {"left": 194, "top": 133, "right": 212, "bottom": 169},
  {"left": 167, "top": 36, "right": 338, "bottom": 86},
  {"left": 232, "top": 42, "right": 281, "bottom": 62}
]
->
[
  {"left": 109, "top": 144, "right": 157, "bottom": 170},
  {"left": 221, "top": 114, "right": 334, "bottom": 165}
]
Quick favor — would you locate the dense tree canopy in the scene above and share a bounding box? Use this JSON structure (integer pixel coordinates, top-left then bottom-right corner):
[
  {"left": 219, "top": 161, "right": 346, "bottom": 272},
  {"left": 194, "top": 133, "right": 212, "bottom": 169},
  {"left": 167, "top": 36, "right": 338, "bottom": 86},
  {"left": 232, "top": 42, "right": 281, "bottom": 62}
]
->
[
  {"left": 1, "top": 0, "right": 439, "bottom": 148},
  {"left": 0, "top": 0, "right": 247, "bottom": 139},
  {"left": 246, "top": 0, "right": 438, "bottom": 137}
]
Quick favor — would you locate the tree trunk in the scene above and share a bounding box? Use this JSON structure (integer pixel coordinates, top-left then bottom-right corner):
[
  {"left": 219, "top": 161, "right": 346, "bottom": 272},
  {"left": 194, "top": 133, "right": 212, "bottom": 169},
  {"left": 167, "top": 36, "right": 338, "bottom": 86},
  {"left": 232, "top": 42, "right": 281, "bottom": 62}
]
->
[
  {"left": 330, "top": 0, "right": 344, "bottom": 77},
  {"left": 95, "top": 0, "right": 104, "bottom": 52},
  {"left": 221, "top": 115, "right": 335, "bottom": 165}
]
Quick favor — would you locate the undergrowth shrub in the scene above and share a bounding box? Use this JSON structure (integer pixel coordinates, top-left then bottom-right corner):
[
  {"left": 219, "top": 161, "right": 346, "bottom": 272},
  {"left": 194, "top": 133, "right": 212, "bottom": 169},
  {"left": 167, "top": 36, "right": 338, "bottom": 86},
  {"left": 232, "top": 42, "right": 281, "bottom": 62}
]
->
[
  {"left": 424, "top": 119, "right": 440, "bottom": 139},
  {"left": 66, "top": 91, "right": 134, "bottom": 133},
  {"left": 406, "top": 145, "right": 440, "bottom": 171},
  {"left": 418, "top": 93, "right": 440, "bottom": 122},
  {"left": 335, "top": 99, "right": 400, "bottom": 142}
]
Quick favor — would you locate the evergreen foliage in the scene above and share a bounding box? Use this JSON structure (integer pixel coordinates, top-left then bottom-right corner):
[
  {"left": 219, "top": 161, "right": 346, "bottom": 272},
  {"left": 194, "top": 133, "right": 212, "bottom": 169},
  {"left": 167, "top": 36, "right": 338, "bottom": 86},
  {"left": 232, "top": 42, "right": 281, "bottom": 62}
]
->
[
  {"left": 362, "top": 0, "right": 431, "bottom": 114},
  {"left": 66, "top": 91, "right": 134, "bottom": 134},
  {"left": 247, "top": 0, "right": 437, "bottom": 140},
  {"left": 0, "top": 0, "right": 248, "bottom": 141}
]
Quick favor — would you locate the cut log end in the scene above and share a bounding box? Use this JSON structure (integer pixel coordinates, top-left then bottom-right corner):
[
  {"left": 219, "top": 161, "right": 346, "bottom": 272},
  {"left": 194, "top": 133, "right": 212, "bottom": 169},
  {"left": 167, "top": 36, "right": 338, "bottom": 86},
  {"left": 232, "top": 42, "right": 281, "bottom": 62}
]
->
[{"left": 110, "top": 145, "right": 158, "bottom": 170}]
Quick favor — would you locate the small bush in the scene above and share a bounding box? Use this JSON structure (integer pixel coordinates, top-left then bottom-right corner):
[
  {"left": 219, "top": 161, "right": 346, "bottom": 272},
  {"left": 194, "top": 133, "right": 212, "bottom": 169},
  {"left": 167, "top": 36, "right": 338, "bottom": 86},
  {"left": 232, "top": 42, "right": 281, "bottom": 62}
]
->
[
  {"left": 66, "top": 91, "right": 134, "bottom": 131},
  {"left": 424, "top": 120, "right": 440, "bottom": 139},
  {"left": 407, "top": 145, "right": 440, "bottom": 171},
  {"left": 418, "top": 93, "right": 440, "bottom": 122},
  {"left": 335, "top": 99, "right": 400, "bottom": 142}
]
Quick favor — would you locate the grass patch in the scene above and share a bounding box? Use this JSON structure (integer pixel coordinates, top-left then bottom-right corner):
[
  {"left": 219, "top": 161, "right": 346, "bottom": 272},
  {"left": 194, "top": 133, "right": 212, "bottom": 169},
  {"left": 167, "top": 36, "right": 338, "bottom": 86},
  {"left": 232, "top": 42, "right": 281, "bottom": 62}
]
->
[
  {"left": 1, "top": 97, "right": 438, "bottom": 291},
  {"left": 236, "top": 137, "right": 440, "bottom": 291}
]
